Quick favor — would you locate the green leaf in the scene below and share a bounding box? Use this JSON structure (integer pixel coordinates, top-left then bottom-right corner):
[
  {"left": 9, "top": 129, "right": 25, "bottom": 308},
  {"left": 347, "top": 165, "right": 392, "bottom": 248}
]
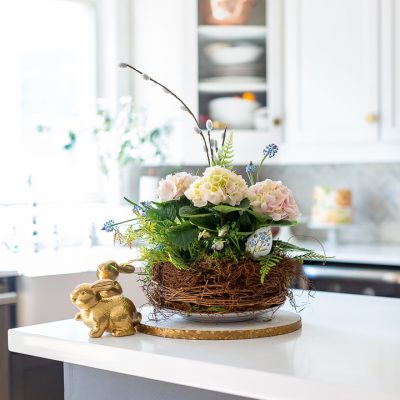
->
[
  {"left": 212, "top": 205, "right": 239, "bottom": 214},
  {"left": 237, "top": 212, "right": 253, "bottom": 232},
  {"left": 259, "top": 254, "right": 283, "bottom": 284},
  {"left": 212, "top": 200, "right": 249, "bottom": 214},
  {"left": 158, "top": 203, "right": 177, "bottom": 221},
  {"left": 215, "top": 132, "right": 234, "bottom": 169},
  {"left": 189, "top": 214, "right": 218, "bottom": 231},
  {"left": 270, "top": 219, "right": 298, "bottom": 227},
  {"left": 167, "top": 223, "right": 198, "bottom": 249},
  {"left": 246, "top": 209, "right": 273, "bottom": 224},
  {"left": 239, "top": 198, "right": 250, "bottom": 209},
  {"left": 179, "top": 205, "right": 210, "bottom": 218}
]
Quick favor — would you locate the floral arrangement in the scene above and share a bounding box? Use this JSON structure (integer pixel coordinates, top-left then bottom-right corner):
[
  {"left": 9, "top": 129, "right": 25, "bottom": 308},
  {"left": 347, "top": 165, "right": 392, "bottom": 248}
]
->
[{"left": 103, "top": 63, "right": 326, "bottom": 314}]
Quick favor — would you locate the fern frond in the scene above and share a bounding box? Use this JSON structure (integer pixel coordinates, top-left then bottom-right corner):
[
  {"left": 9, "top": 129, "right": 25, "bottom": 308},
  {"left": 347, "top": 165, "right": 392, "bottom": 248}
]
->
[
  {"left": 259, "top": 254, "right": 283, "bottom": 284},
  {"left": 168, "top": 252, "right": 189, "bottom": 270},
  {"left": 272, "top": 240, "right": 331, "bottom": 262},
  {"left": 215, "top": 132, "right": 234, "bottom": 169}
]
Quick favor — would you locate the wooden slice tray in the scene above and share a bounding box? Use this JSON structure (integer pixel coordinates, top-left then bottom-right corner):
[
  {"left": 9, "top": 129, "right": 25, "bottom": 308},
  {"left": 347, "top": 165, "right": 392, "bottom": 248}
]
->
[{"left": 137, "top": 306, "right": 301, "bottom": 340}]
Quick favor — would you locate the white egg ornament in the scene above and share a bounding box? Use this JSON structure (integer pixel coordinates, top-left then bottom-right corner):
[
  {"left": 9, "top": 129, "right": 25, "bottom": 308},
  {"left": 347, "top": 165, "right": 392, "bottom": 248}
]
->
[{"left": 245, "top": 227, "right": 273, "bottom": 259}]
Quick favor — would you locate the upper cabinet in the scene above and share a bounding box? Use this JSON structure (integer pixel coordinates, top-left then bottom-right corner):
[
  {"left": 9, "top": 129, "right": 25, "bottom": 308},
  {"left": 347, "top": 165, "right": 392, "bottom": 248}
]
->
[
  {"left": 284, "top": 0, "right": 380, "bottom": 145},
  {"left": 381, "top": 0, "right": 400, "bottom": 143},
  {"left": 131, "top": 0, "right": 400, "bottom": 165}
]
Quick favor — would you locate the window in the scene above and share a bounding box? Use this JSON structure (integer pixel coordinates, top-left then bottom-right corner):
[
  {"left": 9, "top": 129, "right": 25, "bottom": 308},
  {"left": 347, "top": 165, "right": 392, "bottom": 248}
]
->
[{"left": 0, "top": 0, "right": 97, "bottom": 204}]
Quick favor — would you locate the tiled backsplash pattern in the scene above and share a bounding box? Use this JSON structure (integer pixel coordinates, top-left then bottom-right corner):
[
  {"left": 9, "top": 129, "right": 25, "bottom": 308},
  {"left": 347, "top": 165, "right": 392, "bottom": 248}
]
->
[{"left": 262, "top": 164, "right": 400, "bottom": 244}]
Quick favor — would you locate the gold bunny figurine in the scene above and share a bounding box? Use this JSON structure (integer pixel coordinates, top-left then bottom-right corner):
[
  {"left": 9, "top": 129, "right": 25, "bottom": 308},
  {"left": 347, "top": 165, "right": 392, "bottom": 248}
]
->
[
  {"left": 70, "top": 279, "right": 141, "bottom": 338},
  {"left": 95, "top": 260, "right": 135, "bottom": 298}
]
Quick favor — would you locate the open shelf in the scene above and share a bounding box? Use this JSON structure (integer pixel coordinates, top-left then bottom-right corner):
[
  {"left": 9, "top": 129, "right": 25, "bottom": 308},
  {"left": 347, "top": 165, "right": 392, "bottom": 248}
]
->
[
  {"left": 198, "top": 81, "right": 267, "bottom": 93},
  {"left": 198, "top": 25, "right": 267, "bottom": 41}
]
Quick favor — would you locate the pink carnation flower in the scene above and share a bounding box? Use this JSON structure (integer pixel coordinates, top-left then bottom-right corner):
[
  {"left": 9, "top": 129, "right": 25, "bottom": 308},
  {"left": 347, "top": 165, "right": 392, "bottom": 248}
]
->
[{"left": 247, "top": 179, "right": 300, "bottom": 221}]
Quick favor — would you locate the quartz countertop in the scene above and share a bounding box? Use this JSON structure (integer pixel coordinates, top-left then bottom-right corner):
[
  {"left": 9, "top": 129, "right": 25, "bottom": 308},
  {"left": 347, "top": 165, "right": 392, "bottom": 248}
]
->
[
  {"left": 8, "top": 290, "right": 400, "bottom": 400},
  {"left": 0, "top": 246, "right": 139, "bottom": 277}
]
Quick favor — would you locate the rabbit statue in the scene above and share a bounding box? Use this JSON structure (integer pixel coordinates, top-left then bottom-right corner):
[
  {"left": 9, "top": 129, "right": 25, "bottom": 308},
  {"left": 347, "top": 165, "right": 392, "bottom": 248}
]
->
[
  {"left": 70, "top": 279, "right": 141, "bottom": 338},
  {"left": 95, "top": 260, "right": 135, "bottom": 298}
]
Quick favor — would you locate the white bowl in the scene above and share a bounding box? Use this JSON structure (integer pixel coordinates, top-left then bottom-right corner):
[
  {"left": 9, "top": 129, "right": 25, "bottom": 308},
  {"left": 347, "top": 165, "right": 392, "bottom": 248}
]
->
[
  {"left": 204, "top": 43, "right": 263, "bottom": 65},
  {"left": 209, "top": 97, "right": 260, "bottom": 129},
  {"left": 254, "top": 107, "right": 269, "bottom": 130}
]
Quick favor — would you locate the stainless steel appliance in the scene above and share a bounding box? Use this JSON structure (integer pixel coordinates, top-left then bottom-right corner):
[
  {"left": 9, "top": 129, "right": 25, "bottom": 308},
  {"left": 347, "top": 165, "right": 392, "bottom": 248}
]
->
[
  {"left": 303, "top": 261, "right": 400, "bottom": 297},
  {"left": 0, "top": 276, "right": 17, "bottom": 400}
]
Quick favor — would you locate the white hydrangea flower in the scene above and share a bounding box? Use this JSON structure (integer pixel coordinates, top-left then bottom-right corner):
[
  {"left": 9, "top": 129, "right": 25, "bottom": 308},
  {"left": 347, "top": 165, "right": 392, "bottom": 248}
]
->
[
  {"left": 184, "top": 166, "right": 248, "bottom": 207},
  {"left": 157, "top": 172, "right": 198, "bottom": 202}
]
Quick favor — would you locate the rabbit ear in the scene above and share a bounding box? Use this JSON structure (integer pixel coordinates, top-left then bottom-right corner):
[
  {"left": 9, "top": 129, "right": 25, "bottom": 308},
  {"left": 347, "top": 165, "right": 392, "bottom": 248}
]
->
[
  {"left": 97, "top": 261, "right": 119, "bottom": 273},
  {"left": 90, "top": 279, "right": 114, "bottom": 292},
  {"left": 118, "top": 263, "right": 135, "bottom": 274}
]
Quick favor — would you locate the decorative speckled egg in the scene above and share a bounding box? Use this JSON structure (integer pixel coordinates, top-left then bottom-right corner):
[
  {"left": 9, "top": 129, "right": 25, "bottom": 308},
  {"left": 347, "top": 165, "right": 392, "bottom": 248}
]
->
[{"left": 245, "top": 227, "right": 273, "bottom": 259}]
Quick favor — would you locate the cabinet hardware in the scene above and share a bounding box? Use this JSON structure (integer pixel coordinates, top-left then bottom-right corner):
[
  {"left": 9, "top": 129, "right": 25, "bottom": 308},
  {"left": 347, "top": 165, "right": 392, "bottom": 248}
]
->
[
  {"left": 272, "top": 118, "right": 282, "bottom": 126},
  {"left": 365, "top": 114, "right": 378, "bottom": 123}
]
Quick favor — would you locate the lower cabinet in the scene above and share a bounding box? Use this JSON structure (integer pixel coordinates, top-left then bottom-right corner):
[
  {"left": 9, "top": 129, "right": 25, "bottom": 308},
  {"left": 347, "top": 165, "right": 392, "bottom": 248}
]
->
[{"left": 10, "top": 354, "right": 64, "bottom": 400}]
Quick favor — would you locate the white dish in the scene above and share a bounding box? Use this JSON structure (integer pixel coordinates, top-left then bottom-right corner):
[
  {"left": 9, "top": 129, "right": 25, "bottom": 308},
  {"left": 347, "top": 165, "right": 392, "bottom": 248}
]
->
[
  {"left": 209, "top": 96, "right": 260, "bottom": 129},
  {"left": 165, "top": 306, "right": 280, "bottom": 323},
  {"left": 201, "top": 76, "right": 265, "bottom": 83},
  {"left": 204, "top": 43, "right": 263, "bottom": 65},
  {"left": 254, "top": 106, "right": 269, "bottom": 130}
]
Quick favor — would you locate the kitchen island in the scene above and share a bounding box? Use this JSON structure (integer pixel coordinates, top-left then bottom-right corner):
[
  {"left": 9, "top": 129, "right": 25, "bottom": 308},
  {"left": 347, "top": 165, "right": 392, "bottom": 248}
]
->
[{"left": 8, "top": 290, "right": 400, "bottom": 400}]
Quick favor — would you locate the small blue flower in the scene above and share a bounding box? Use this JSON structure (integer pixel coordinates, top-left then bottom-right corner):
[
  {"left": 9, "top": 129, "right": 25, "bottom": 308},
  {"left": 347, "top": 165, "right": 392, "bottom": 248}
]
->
[
  {"left": 132, "top": 204, "right": 142, "bottom": 214},
  {"left": 102, "top": 220, "right": 115, "bottom": 232},
  {"left": 140, "top": 201, "right": 152, "bottom": 209},
  {"left": 263, "top": 144, "right": 279, "bottom": 158},
  {"left": 260, "top": 232, "right": 267, "bottom": 241},
  {"left": 246, "top": 162, "right": 256, "bottom": 174}
]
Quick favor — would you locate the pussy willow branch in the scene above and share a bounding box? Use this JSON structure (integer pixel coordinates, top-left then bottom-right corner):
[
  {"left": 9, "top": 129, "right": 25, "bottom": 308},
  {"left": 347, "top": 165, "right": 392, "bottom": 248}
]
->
[
  {"left": 119, "top": 62, "right": 211, "bottom": 166},
  {"left": 221, "top": 126, "right": 227, "bottom": 147},
  {"left": 207, "top": 129, "right": 215, "bottom": 165}
]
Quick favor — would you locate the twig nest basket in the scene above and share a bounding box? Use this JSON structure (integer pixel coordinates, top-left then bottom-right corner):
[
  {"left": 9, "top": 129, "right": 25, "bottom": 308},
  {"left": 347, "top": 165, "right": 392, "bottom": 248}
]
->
[{"left": 144, "top": 257, "right": 303, "bottom": 314}]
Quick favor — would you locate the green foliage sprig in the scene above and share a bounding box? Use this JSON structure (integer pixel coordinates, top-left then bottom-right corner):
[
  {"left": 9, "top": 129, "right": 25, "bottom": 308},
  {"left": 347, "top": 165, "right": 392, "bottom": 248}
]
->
[{"left": 214, "top": 132, "right": 234, "bottom": 170}]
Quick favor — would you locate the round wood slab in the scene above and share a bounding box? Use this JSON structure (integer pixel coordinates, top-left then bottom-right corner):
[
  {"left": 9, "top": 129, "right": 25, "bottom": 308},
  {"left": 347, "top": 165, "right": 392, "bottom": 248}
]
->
[{"left": 137, "top": 306, "right": 301, "bottom": 340}]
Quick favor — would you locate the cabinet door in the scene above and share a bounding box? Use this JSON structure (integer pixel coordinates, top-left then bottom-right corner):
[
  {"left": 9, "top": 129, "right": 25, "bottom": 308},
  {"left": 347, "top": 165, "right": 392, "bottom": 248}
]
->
[
  {"left": 0, "top": 305, "right": 11, "bottom": 400},
  {"left": 284, "top": 0, "right": 379, "bottom": 144},
  {"left": 10, "top": 354, "right": 63, "bottom": 400},
  {"left": 381, "top": 0, "right": 400, "bottom": 142}
]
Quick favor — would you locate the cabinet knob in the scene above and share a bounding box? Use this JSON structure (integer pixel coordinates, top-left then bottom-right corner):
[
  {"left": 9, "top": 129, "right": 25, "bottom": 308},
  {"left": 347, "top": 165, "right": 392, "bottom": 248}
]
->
[
  {"left": 365, "top": 114, "right": 378, "bottom": 123},
  {"left": 272, "top": 117, "right": 282, "bottom": 126}
]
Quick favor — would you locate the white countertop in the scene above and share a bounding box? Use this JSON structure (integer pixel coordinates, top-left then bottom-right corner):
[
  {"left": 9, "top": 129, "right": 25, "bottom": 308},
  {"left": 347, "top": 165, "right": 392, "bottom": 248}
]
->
[
  {"left": 0, "top": 246, "right": 139, "bottom": 277},
  {"left": 8, "top": 290, "right": 400, "bottom": 400}
]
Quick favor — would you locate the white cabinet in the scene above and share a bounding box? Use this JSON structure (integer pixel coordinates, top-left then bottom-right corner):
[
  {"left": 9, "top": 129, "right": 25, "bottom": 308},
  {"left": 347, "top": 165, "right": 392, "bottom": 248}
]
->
[
  {"left": 129, "top": 0, "right": 400, "bottom": 165},
  {"left": 381, "top": 0, "right": 400, "bottom": 143},
  {"left": 180, "top": 0, "right": 285, "bottom": 166},
  {"left": 284, "top": 0, "right": 380, "bottom": 145}
]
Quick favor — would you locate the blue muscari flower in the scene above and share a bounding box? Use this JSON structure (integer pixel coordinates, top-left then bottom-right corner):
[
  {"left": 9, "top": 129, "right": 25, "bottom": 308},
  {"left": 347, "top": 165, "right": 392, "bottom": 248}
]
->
[
  {"left": 246, "top": 161, "right": 256, "bottom": 174},
  {"left": 263, "top": 143, "right": 279, "bottom": 158},
  {"left": 132, "top": 204, "right": 142, "bottom": 214},
  {"left": 140, "top": 201, "right": 152, "bottom": 209},
  {"left": 102, "top": 220, "right": 115, "bottom": 232}
]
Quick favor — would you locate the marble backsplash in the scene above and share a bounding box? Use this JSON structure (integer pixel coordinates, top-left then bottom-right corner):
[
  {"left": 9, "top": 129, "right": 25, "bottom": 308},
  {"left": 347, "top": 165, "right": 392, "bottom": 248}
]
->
[{"left": 258, "top": 163, "right": 400, "bottom": 245}]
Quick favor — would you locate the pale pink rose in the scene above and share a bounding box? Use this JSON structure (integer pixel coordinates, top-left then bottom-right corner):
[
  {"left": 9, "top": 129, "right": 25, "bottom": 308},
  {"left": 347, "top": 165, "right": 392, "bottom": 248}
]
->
[
  {"left": 247, "top": 179, "right": 300, "bottom": 221},
  {"left": 157, "top": 172, "right": 198, "bottom": 201}
]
